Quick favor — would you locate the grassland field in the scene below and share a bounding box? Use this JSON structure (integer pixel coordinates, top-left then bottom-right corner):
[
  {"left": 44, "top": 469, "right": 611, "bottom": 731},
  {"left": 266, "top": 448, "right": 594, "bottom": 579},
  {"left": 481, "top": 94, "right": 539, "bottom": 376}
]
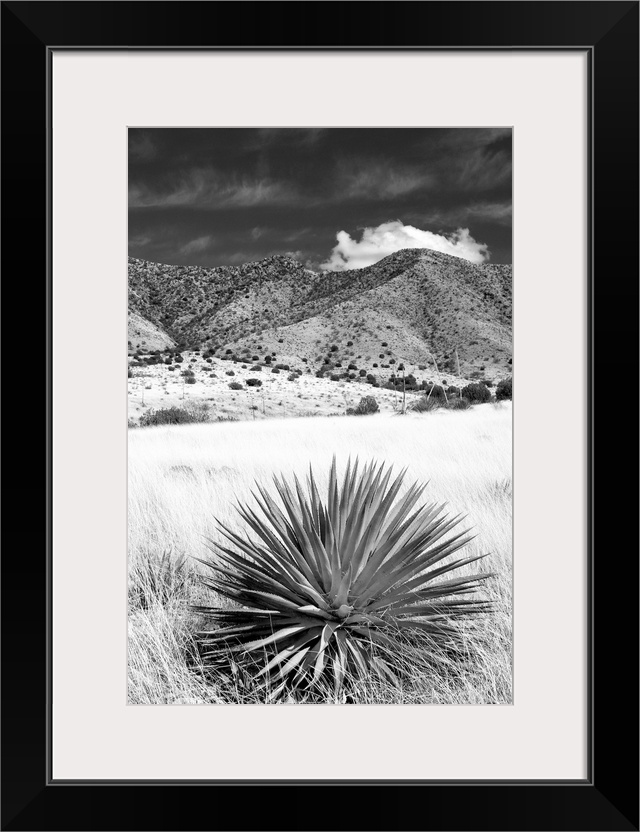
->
[{"left": 128, "top": 403, "right": 512, "bottom": 704}]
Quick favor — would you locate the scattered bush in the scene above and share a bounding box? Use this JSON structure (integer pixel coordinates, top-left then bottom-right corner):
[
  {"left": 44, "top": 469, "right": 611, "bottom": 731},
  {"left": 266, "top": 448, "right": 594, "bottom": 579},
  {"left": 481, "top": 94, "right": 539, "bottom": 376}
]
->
[
  {"left": 246, "top": 378, "right": 262, "bottom": 387},
  {"left": 287, "top": 373, "right": 298, "bottom": 382},
  {"left": 128, "top": 369, "right": 132, "bottom": 378},
  {"left": 495, "top": 377, "right": 512, "bottom": 401},
  {"left": 182, "top": 369, "right": 195, "bottom": 378},
  {"left": 359, "top": 369, "right": 367, "bottom": 377},
  {"left": 225, "top": 370, "right": 235, "bottom": 376},
  {"left": 250, "top": 364, "right": 263, "bottom": 371},
  {"left": 229, "top": 381, "right": 243, "bottom": 390},
  {"left": 348, "top": 363, "right": 358, "bottom": 371},
  {"left": 274, "top": 363, "right": 290, "bottom": 371},
  {"left": 185, "top": 377, "right": 197, "bottom": 384},
  {"left": 271, "top": 368, "right": 280, "bottom": 374}
]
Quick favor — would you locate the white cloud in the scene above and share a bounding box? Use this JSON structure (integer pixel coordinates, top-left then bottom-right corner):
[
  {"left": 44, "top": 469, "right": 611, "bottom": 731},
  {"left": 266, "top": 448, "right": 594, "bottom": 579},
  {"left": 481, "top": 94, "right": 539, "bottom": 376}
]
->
[{"left": 320, "top": 221, "right": 489, "bottom": 271}]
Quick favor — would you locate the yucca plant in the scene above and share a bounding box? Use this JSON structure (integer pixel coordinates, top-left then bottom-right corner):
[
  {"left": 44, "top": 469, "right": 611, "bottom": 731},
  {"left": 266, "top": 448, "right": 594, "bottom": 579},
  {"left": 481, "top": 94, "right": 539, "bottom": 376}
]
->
[{"left": 194, "top": 458, "right": 493, "bottom": 700}]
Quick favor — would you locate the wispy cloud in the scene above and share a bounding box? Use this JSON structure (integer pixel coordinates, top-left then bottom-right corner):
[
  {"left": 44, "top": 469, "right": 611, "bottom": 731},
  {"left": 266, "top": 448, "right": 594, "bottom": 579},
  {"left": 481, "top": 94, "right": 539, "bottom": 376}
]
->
[
  {"left": 180, "top": 235, "right": 214, "bottom": 255},
  {"left": 129, "top": 168, "right": 298, "bottom": 210},
  {"left": 128, "top": 132, "right": 158, "bottom": 162},
  {"left": 413, "top": 201, "right": 512, "bottom": 228},
  {"left": 320, "top": 220, "right": 489, "bottom": 271},
  {"left": 455, "top": 147, "right": 512, "bottom": 192},
  {"left": 128, "top": 234, "right": 152, "bottom": 248},
  {"left": 335, "top": 159, "right": 433, "bottom": 201}
]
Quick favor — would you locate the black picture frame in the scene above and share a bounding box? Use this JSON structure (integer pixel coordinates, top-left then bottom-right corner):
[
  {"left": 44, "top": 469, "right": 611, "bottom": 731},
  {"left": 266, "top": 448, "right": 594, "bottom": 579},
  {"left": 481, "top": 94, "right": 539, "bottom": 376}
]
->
[{"left": 2, "top": 2, "right": 638, "bottom": 830}]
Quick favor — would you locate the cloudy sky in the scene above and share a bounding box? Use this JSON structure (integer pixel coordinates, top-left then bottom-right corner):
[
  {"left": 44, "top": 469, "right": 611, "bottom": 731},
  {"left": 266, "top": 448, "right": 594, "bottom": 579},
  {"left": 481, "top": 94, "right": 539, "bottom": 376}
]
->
[{"left": 129, "top": 127, "right": 512, "bottom": 271}]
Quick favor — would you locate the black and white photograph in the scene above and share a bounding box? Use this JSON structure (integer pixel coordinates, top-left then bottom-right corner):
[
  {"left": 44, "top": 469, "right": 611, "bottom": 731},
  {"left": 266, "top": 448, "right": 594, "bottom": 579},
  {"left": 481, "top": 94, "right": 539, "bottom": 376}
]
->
[{"left": 128, "top": 127, "right": 513, "bottom": 705}]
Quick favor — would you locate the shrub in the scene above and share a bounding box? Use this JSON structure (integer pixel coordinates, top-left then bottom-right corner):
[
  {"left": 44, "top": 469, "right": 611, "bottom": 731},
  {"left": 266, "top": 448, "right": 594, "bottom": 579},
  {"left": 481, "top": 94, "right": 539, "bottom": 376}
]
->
[
  {"left": 495, "top": 377, "right": 513, "bottom": 401},
  {"left": 252, "top": 356, "right": 259, "bottom": 361},
  {"left": 229, "top": 381, "right": 243, "bottom": 390},
  {"left": 225, "top": 370, "right": 235, "bottom": 376},
  {"left": 164, "top": 358, "right": 172, "bottom": 365},
  {"left": 250, "top": 364, "right": 263, "bottom": 371},
  {"left": 274, "top": 364, "right": 290, "bottom": 371},
  {"left": 373, "top": 363, "right": 378, "bottom": 368},
  {"left": 447, "top": 397, "right": 471, "bottom": 410},
  {"left": 350, "top": 395, "right": 379, "bottom": 415},
  {"left": 423, "top": 383, "right": 446, "bottom": 401},
  {"left": 411, "top": 397, "right": 441, "bottom": 413},
  {"left": 346, "top": 340, "right": 353, "bottom": 346},
  {"left": 330, "top": 345, "right": 338, "bottom": 352},
  {"left": 359, "top": 369, "right": 367, "bottom": 377},
  {"left": 246, "top": 378, "right": 262, "bottom": 387},
  {"left": 185, "top": 377, "right": 197, "bottom": 384},
  {"left": 271, "top": 367, "right": 280, "bottom": 374},
  {"left": 182, "top": 369, "right": 195, "bottom": 377},
  {"left": 194, "top": 459, "right": 491, "bottom": 699},
  {"left": 139, "top": 406, "right": 203, "bottom": 426},
  {"left": 461, "top": 382, "right": 492, "bottom": 404},
  {"left": 127, "top": 369, "right": 132, "bottom": 378}
]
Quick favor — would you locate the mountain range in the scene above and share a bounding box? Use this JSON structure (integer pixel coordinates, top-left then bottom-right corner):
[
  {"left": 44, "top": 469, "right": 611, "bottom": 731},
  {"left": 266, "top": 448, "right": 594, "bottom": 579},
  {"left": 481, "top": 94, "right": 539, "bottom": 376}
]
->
[{"left": 128, "top": 248, "right": 512, "bottom": 379}]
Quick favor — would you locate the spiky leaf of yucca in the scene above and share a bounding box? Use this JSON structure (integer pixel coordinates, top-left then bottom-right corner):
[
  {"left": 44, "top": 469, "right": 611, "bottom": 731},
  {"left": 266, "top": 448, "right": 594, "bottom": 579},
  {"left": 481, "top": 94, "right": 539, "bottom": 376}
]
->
[{"left": 194, "top": 458, "right": 493, "bottom": 698}]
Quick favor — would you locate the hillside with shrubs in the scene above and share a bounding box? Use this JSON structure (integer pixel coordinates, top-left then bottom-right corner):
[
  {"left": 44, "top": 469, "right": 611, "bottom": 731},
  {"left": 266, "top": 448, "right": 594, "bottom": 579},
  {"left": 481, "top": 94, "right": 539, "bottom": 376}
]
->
[{"left": 128, "top": 248, "right": 512, "bottom": 381}]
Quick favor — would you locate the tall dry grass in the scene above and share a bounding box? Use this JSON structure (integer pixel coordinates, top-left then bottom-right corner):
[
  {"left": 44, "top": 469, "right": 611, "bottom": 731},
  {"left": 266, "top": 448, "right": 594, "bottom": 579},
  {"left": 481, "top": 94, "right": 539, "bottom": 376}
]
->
[{"left": 128, "top": 403, "right": 512, "bottom": 704}]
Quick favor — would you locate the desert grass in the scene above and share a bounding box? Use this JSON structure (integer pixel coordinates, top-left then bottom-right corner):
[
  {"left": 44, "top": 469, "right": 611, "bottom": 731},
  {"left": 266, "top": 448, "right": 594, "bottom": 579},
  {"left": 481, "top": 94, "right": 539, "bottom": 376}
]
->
[{"left": 128, "top": 403, "right": 512, "bottom": 704}]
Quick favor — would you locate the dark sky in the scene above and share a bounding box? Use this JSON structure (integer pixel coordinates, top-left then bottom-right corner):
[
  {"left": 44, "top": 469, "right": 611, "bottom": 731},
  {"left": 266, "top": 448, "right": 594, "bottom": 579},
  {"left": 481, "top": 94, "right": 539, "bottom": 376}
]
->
[{"left": 128, "top": 127, "right": 512, "bottom": 271}]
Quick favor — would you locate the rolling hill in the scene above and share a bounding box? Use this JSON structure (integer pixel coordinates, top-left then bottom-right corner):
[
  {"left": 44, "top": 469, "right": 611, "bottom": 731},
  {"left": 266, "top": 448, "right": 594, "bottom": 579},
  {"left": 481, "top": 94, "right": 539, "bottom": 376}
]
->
[{"left": 128, "top": 248, "right": 512, "bottom": 379}]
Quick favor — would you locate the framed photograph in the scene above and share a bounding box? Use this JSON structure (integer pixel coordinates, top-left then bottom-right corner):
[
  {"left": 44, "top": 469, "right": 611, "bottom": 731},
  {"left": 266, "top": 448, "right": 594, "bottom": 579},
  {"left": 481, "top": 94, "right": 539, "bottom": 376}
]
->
[{"left": 2, "top": 2, "right": 637, "bottom": 830}]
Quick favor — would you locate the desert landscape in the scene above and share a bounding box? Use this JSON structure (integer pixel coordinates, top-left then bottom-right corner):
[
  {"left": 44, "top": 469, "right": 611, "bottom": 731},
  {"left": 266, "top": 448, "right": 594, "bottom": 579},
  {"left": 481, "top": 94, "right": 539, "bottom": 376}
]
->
[{"left": 128, "top": 126, "right": 512, "bottom": 705}]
